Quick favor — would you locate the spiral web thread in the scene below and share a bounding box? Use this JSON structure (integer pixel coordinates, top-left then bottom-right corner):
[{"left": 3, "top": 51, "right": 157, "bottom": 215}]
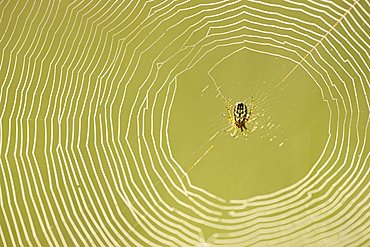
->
[{"left": 0, "top": 0, "right": 369, "bottom": 246}]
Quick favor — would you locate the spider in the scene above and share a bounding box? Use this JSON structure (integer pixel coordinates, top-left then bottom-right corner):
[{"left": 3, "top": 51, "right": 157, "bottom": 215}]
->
[{"left": 223, "top": 97, "right": 254, "bottom": 137}]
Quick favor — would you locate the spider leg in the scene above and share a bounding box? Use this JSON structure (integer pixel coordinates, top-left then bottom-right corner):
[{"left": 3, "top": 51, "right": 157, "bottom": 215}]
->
[
  {"left": 245, "top": 97, "right": 255, "bottom": 123},
  {"left": 226, "top": 124, "right": 238, "bottom": 137},
  {"left": 241, "top": 124, "right": 248, "bottom": 137},
  {"left": 223, "top": 108, "right": 235, "bottom": 127},
  {"left": 231, "top": 127, "right": 238, "bottom": 137},
  {"left": 249, "top": 97, "right": 254, "bottom": 118},
  {"left": 227, "top": 108, "right": 233, "bottom": 119},
  {"left": 227, "top": 125, "right": 235, "bottom": 132}
]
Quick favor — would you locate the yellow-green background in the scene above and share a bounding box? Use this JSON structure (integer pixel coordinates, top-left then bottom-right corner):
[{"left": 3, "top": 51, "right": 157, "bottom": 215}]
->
[{"left": 0, "top": 0, "right": 369, "bottom": 246}]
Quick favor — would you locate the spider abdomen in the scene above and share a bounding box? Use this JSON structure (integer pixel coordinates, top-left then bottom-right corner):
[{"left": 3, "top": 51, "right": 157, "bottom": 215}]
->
[{"left": 233, "top": 102, "right": 248, "bottom": 123}]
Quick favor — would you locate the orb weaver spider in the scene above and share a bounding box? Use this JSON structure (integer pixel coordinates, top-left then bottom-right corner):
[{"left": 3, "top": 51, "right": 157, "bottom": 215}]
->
[{"left": 223, "top": 97, "right": 254, "bottom": 137}]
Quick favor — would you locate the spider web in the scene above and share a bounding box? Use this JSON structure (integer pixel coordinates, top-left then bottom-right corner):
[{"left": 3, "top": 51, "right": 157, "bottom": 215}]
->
[{"left": 0, "top": 0, "right": 369, "bottom": 246}]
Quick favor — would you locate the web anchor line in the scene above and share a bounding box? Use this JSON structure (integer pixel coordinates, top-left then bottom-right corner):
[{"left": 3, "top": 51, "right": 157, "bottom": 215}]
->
[{"left": 278, "top": 0, "right": 359, "bottom": 87}]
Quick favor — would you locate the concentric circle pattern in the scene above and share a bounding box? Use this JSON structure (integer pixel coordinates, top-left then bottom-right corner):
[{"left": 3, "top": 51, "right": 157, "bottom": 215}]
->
[{"left": 1, "top": 0, "right": 369, "bottom": 246}]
